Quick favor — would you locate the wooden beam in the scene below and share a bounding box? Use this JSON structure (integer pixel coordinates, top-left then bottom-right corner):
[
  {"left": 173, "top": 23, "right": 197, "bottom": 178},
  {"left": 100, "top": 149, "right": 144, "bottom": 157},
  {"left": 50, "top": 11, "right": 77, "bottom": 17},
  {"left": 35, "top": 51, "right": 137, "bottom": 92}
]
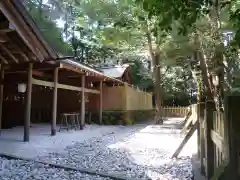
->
[
  {"left": 60, "top": 63, "right": 84, "bottom": 75},
  {"left": 99, "top": 81, "right": 103, "bottom": 125},
  {"left": 3, "top": 34, "right": 30, "bottom": 62},
  {"left": 0, "top": 29, "right": 14, "bottom": 33},
  {"left": 16, "top": 50, "right": 30, "bottom": 62},
  {"left": 211, "top": 130, "right": 224, "bottom": 152},
  {"left": 0, "top": 64, "right": 4, "bottom": 135},
  {"left": 172, "top": 121, "right": 198, "bottom": 158},
  {"left": 0, "top": 35, "right": 7, "bottom": 42},
  {"left": 51, "top": 68, "right": 58, "bottom": 136},
  {"left": 180, "top": 110, "right": 192, "bottom": 136},
  {"left": 32, "top": 78, "right": 53, "bottom": 87},
  {"left": 4, "top": 62, "right": 59, "bottom": 71},
  {"left": 0, "top": 44, "right": 19, "bottom": 63},
  {"left": 80, "top": 75, "right": 85, "bottom": 130},
  {"left": 24, "top": 63, "right": 33, "bottom": 142},
  {"left": 32, "top": 78, "right": 100, "bottom": 94},
  {"left": 0, "top": 1, "right": 45, "bottom": 61},
  {"left": 0, "top": 53, "right": 8, "bottom": 64},
  {"left": 5, "top": 70, "right": 45, "bottom": 76}
]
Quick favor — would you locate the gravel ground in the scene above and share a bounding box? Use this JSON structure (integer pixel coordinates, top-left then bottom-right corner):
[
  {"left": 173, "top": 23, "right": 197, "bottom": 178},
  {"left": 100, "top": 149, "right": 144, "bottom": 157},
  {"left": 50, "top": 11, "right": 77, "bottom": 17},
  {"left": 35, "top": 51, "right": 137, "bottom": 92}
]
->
[
  {"left": 0, "top": 119, "right": 195, "bottom": 180},
  {"left": 0, "top": 157, "right": 112, "bottom": 180},
  {"left": 36, "top": 120, "right": 194, "bottom": 180}
]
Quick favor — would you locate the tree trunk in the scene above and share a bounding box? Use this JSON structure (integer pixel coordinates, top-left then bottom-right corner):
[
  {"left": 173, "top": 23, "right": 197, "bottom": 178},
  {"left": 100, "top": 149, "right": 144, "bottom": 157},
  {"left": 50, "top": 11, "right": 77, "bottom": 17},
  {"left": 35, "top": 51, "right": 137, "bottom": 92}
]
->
[
  {"left": 153, "top": 51, "right": 163, "bottom": 124},
  {"left": 146, "top": 30, "right": 163, "bottom": 124},
  {"left": 209, "top": 2, "right": 225, "bottom": 111},
  {"left": 194, "top": 32, "right": 214, "bottom": 101}
]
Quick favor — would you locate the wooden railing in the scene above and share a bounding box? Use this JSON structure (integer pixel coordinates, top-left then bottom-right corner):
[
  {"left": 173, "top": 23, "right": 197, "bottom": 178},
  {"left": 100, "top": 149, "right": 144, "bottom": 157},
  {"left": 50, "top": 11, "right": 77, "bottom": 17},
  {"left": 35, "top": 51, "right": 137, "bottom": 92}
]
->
[
  {"left": 177, "top": 99, "right": 240, "bottom": 179},
  {"left": 162, "top": 106, "right": 189, "bottom": 117},
  {"left": 211, "top": 111, "right": 225, "bottom": 171}
]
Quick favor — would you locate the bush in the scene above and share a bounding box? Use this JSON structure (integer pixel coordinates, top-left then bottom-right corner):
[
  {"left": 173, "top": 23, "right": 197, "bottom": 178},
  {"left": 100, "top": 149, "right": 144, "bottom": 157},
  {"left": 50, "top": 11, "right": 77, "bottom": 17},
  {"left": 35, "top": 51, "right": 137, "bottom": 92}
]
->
[{"left": 124, "top": 118, "right": 133, "bottom": 125}]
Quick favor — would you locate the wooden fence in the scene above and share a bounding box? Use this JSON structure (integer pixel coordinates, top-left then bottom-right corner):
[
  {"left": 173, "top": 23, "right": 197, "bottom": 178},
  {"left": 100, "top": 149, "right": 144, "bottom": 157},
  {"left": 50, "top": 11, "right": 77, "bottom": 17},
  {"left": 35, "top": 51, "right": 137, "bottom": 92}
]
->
[
  {"left": 212, "top": 111, "right": 225, "bottom": 170},
  {"left": 162, "top": 106, "right": 189, "bottom": 117},
  {"left": 177, "top": 97, "right": 240, "bottom": 179}
]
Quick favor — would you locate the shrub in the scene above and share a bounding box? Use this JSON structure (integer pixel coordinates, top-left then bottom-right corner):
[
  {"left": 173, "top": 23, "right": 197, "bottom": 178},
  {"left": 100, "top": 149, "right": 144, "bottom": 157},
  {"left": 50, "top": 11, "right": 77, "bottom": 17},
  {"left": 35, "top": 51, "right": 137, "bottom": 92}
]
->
[{"left": 124, "top": 117, "right": 133, "bottom": 125}]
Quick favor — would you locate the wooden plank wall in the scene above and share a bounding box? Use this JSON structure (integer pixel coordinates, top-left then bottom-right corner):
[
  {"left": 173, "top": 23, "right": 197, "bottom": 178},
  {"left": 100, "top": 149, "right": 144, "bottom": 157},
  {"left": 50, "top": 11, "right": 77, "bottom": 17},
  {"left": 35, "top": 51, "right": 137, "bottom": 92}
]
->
[
  {"left": 125, "top": 84, "right": 153, "bottom": 110},
  {"left": 87, "top": 84, "right": 153, "bottom": 111}
]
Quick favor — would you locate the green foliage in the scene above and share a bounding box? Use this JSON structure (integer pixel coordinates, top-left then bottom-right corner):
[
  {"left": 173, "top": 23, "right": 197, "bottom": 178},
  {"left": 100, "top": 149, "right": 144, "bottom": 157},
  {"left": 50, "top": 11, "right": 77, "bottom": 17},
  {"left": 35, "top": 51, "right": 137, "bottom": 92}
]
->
[
  {"left": 23, "top": 0, "right": 240, "bottom": 106},
  {"left": 24, "top": 0, "right": 73, "bottom": 55},
  {"left": 124, "top": 117, "right": 133, "bottom": 125}
]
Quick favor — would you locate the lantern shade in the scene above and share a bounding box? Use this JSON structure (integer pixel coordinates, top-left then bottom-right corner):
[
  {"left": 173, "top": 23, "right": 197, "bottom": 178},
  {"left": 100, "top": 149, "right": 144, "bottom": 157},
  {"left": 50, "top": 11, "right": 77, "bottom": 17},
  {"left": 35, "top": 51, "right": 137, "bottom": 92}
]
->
[
  {"left": 18, "top": 83, "right": 26, "bottom": 93},
  {"left": 212, "top": 75, "right": 219, "bottom": 86}
]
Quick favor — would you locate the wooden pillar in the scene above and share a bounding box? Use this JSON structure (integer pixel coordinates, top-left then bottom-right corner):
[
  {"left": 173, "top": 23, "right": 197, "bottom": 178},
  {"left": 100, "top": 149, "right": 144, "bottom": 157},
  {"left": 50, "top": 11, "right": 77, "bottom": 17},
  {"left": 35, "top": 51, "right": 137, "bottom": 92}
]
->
[
  {"left": 198, "top": 102, "right": 205, "bottom": 175},
  {"left": 99, "top": 81, "right": 103, "bottom": 125},
  {"left": 0, "top": 64, "right": 4, "bottom": 135},
  {"left": 80, "top": 75, "right": 85, "bottom": 130},
  {"left": 204, "top": 100, "right": 215, "bottom": 179},
  {"left": 51, "top": 68, "right": 58, "bottom": 136},
  {"left": 24, "top": 63, "right": 33, "bottom": 142}
]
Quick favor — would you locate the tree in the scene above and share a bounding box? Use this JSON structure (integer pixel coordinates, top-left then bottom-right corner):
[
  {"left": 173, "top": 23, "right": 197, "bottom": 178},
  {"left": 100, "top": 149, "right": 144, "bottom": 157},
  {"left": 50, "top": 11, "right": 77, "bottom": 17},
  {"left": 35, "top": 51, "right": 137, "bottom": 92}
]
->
[{"left": 136, "top": 0, "right": 240, "bottom": 109}]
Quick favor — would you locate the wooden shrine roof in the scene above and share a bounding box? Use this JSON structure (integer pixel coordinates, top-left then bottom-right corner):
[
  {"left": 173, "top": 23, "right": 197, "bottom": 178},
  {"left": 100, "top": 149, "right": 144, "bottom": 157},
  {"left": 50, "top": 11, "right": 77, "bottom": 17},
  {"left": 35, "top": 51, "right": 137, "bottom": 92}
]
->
[
  {"left": 59, "top": 60, "right": 124, "bottom": 84},
  {"left": 97, "top": 64, "right": 130, "bottom": 78},
  {"left": 0, "top": 0, "right": 57, "bottom": 65}
]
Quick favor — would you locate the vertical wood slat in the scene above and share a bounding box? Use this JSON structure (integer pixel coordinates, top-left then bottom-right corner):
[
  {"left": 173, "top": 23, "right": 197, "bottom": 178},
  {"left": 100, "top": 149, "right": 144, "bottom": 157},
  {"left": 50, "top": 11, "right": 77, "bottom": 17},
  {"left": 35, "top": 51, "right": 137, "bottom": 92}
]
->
[
  {"left": 0, "top": 64, "right": 4, "bottom": 134},
  {"left": 199, "top": 103, "right": 206, "bottom": 175},
  {"left": 220, "top": 112, "right": 224, "bottom": 165},
  {"left": 213, "top": 111, "right": 225, "bottom": 172},
  {"left": 213, "top": 112, "right": 217, "bottom": 169}
]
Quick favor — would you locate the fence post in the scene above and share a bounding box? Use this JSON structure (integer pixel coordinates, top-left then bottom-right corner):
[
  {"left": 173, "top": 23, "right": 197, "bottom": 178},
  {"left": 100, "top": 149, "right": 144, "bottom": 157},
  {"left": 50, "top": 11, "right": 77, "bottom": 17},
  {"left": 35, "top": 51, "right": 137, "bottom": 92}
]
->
[
  {"left": 225, "top": 95, "right": 239, "bottom": 179},
  {"left": 198, "top": 102, "right": 205, "bottom": 175},
  {"left": 223, "top": 95, "right": 229, "bottom": 162},
  {"left": 204, "top": 100, "right": 215, "bottom": 179}
]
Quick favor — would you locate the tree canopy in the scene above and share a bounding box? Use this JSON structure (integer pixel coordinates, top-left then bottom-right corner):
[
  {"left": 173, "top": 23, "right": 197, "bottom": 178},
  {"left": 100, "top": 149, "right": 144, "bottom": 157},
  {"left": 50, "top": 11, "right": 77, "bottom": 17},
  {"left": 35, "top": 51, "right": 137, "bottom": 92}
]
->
[{"left": 23, "top": 0, "right": 240, "bottom": 111}]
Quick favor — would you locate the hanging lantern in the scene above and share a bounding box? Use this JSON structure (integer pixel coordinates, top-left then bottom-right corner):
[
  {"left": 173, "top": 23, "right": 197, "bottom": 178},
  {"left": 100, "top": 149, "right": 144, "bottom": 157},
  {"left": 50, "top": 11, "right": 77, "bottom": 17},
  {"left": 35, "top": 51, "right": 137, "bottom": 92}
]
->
[
  {"left": 18, "top": 83, "right": 26, "bottom": 93},
  {"left": 212, "top": 74, "right": 219, "bottom": 86}
]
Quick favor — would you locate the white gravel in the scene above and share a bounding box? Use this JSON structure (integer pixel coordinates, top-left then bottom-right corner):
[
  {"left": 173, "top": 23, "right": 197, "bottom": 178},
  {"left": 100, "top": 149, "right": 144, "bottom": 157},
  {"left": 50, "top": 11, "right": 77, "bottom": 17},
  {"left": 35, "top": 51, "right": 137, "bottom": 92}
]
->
[
  {"left": 0, "top": 157, "right": 112, "bottom": 180},
  {"left": 0, "top": 118, "right": 196, "bottom": 180},
  {"left": 37, "top": 119, "right": 195, "bottom": 180}
]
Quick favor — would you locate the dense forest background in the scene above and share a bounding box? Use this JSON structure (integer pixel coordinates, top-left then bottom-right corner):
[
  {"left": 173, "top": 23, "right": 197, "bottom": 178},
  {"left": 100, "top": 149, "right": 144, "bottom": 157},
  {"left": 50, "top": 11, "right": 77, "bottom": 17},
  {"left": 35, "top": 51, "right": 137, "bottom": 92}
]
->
[{"left": 23, "top": 0, "right": 240, "bottom": 108}]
